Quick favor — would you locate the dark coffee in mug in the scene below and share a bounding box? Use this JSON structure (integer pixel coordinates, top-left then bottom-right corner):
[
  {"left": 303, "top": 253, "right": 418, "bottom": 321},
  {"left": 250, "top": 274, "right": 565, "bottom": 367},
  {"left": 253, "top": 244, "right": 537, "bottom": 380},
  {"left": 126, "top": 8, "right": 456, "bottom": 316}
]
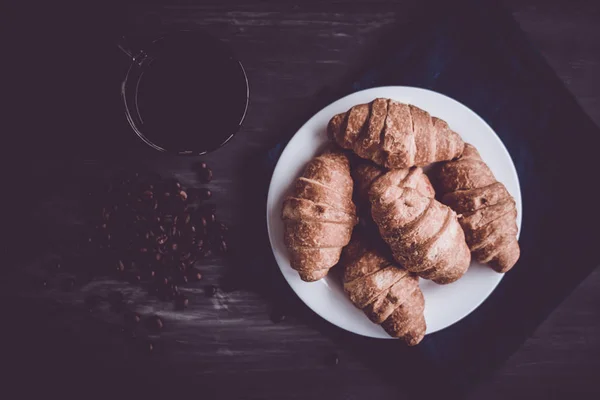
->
[{"left": 122, "top": 31, "right": 249, "bottom": 154}]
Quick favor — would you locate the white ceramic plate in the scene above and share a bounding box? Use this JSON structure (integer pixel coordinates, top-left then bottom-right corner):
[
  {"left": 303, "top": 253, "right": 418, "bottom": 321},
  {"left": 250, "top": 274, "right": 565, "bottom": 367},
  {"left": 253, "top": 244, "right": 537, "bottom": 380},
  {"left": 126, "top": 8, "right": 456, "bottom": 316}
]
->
[{"left": 266, "top": 86, "right": 522, "bottom": 339}]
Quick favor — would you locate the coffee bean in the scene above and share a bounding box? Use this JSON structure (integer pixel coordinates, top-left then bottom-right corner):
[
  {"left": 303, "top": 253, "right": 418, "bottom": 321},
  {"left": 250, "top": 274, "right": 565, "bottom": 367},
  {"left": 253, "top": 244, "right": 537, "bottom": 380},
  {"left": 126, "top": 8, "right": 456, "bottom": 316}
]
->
[
  {"left": 45, "top": 259, "right": 61, "bottom": 272},
  {"left": 128, "top": 272, "right": 142, "bottom": 284},
  {"left": 146, "top": 315, "right": 164, "bottom": 331},
  {"left": 200, "top": 203, "right": 217, "bottom": 215},
  {"left": 329, "top": 353, "right": 340, "bottom": 366},
  {"left": 198, "top": 188, "right": 211, "bottom": 201},
  {"left": 125, "top": 311, "right": 141, "bottom": 324},
  {"left": 270, "top": 309, "right": 286, "bottom": 323},
  {"left": 188, "top": 268, "right": 202, "bottom": 281},
  {"left": 218, "top": 240, "right": 228, "bottom": 254},
  {"left": 61, "top": 278, "right": 76, "bottom": 292},
  {"left": 178, "top": 274, "right": 189, "bottom": 284},
  {"left": 174, "top": 294, "right": 189, "bottom": 310},
  {"left": 156, "top": 234, "right": 168, "bottom": 245},
  {"left": 199, "top": 217, "right": 208, "bottom": 228},
  {"left": 84, "top": 172, "right": 225, "bottom": 303},
  {"left": 201, "top": 249, "right": 212, "bottom": 258},
  {"left": 178, "top": 190, "right": 187, "bottom": 201},
  {"left": 116, "top": 260, "right": 125, "bottom": 272},
  {"left": 165, "top": 179, "right": 181, "bottom": 192},
  {"left": 195, "top": 161, "right": 208, "bottom": 171},
  {"left": 208, "top": 213, "right": 216, "bottom": 224},
  {"left": 215, "top": 221, "right": 228, "bottom": 236},
  {"left": 199, "top": 167, "right": 213, "bottom": 183},
  {"left": 34, "top": 278, "right": 48, "bottom": 289},
  {"left": 205, "top": 284, "right": 217, "bottom": 297}
]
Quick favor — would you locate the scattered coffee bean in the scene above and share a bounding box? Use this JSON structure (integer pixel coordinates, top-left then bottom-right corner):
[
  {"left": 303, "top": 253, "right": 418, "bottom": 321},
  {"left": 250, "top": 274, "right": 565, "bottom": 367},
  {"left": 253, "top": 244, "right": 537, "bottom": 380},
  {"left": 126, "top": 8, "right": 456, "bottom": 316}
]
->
[
  {"left": 211, "top": 221, "right": 228, "bottom": 239},
  {"left": 61, "top": 278, "right": 75, "bottom": 292},
  {"left": 174, "top": 294, "right": 189, "bottom": 310},
  {"left": 199, "top": 216, "right": 208, "bottom": 228},
  {"left": 80, "top": 170, "right": 229, "bottom": 306},
  {"left": 198, "top": 188, "right": 211, "bottom": 201},
  {"left": 124, "top": 329, "right": 137, "bottom": 340},
  {"left": 146, "top": 315, "right": 164, "bottom": 331},
  {"left": 116, "top": 260, "right": 125, "bottom": 272},
  {"left": 329, "top": 353, "right": 340, "bottom": 366},
  {"left": 270, "top": 309, "right": 286, "bottom": 323},
  {"left": 218, "top": 240, "right": 228, "bottom": 254},
  {"left": 165, "top": 179, "right": 182, "bottom": 192},
  {"left": 189, "top": 269, "right": 202, "bottom": 281},
  {"left": 45, "top": 259, "right": 61, "bottom": 272},
  {"left": 128, "top": 272, "right": 142, "bottom": 284},
  {"left": 34, "top": 278, "right": 48, "bottom": 289},
  {"left": 197, "top": 163, "right": 213, "bottom": 183},
  {"left": 205, "top": 284, "right": 217, "bottom": 297},
  {"left": 125, "top": 311, "right": 141, "bottom": 324}
]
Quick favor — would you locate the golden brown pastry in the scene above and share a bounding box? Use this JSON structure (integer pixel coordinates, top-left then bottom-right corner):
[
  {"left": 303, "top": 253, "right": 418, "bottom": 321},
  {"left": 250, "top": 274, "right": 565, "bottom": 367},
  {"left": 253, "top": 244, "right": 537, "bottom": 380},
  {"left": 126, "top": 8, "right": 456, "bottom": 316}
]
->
[
  {"left": 282, "top": 147, "right": 358, "bottom": 281},
  {"left": 353, "top": 163, "right": 434, "bottom": 210},
  {"left": 328, "top": 98, "right": 465, "bottom": 169},
  {"left": 341, "top": 235, "right": 425, "bottom": 345},
  {"left": 434, "top": 143, "right": 520, "bottom": 273},
  {"left": 369, "top": 169, "right": 471, "bottom": 284}
]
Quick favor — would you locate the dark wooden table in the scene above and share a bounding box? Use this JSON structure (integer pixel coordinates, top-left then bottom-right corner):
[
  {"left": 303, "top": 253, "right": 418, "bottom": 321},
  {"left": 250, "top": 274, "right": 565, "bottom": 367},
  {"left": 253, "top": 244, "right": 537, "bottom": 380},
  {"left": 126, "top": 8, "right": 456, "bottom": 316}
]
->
[{"left": 4, "top": 1, "right": 599, "bottom": 399}]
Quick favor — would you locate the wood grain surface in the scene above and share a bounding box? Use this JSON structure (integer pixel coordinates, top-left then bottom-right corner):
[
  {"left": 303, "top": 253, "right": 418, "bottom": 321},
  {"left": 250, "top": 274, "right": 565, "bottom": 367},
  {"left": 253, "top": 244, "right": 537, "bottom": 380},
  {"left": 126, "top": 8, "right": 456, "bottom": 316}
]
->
[{"left": 4, "top": 0, "right": 599, "bottom": 399}]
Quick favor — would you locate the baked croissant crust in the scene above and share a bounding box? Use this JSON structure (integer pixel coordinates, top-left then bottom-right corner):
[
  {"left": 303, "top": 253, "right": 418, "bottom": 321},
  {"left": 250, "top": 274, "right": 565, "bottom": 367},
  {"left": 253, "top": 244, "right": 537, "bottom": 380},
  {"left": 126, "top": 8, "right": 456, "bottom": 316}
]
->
[
  {"left": 328, "top": 98, "right": 465, "bottom": 169},
  {"left": 369, "top": 169, "right": 471, "bottom": 284},
  {"left": 282, "top": 148, "right": 358, "bottom": 281},
  {"left": 341, "top": 235, "right": 426, "bottom": 345},
  {"left": 435, "top": 143, "right": 520, "bottom": 273},
  {"left": 353, "top": 163, "right": 435, "bottom": 210}
]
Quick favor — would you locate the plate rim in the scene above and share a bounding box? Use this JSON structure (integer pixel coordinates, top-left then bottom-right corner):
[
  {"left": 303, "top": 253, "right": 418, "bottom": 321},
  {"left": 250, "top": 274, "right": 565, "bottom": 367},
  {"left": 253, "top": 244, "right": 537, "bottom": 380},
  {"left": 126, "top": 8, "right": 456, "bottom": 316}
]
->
[{"left": 266, "top": 85, "right": 522, "bottom": 339}]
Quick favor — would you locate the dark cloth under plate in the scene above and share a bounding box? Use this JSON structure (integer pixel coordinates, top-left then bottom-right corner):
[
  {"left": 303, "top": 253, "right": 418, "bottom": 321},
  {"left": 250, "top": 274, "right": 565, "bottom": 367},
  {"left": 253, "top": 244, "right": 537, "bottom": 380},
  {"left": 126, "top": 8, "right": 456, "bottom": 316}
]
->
[{"left": 260, "top": 0, "right": 600, "bottom": 397}]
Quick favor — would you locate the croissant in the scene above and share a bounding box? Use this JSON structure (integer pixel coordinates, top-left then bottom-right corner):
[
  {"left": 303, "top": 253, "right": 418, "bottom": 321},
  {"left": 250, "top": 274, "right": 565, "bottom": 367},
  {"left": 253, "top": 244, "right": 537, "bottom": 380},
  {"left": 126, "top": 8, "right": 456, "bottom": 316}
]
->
[
  {"left": 434, "top": 144, "right": 520, "bottom": 273},
  {"left": 369, "top": 169, "right": 471, "bottom": 284},
  {"left": 353, "top": 163, "right": 434, "bottom": 210},
  {"left": 341, "top": 235, "right": 426, "bottom": 345},
  {"left": 282, "top": 148, "right": 358, "bottom": 281},
  {"left": 328, "top": 98, "right": 465, "bottom": 169}
]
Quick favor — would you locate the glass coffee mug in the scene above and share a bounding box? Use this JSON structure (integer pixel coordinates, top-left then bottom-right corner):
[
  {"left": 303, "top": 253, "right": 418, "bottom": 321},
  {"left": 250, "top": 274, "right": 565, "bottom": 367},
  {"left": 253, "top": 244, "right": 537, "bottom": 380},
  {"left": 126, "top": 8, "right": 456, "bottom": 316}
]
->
[{"left": 119, "top": 30, "right": 249, "bottom": 155}]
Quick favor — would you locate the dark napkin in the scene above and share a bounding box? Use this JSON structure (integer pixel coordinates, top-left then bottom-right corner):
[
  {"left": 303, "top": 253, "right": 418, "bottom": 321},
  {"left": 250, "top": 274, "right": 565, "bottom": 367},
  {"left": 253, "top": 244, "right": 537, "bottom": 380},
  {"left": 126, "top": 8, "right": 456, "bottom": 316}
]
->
[{"left": 257, "top": 0, "right": 600, "bottom": 397}]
